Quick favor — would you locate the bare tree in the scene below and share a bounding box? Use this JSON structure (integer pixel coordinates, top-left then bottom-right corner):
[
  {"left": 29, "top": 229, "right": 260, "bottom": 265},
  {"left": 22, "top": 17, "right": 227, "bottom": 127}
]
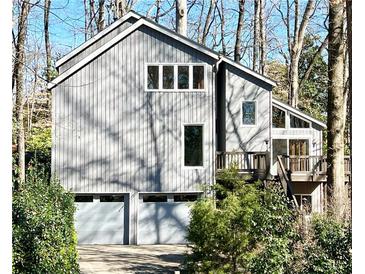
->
[
  {"left": 259, "top": 0, "right": 266, "bottom": 74},
  {"left": 176, "top": 0, "right": 187, "bottom": 36},
  {"left": 201, "top": 0, "right": 217, "bottom": 45},
  {"left": 234, "top": 0, "right": 245, "bottom": 62},
  {"left": 253, "top": 0, "right": 260, "bottom": 71},
  {"left": 217, "top": 0, "right": 226, "bottom": 54},
  {"left": 13, "top": 0, "right": 32, "bottom": 185},
  {"left": 327, "top": 0, "right": 347, "bottom": 219},
  {"left": 44, "top": 0, "right": 52, "bottom": 82},
  {"left": 97, "top": 0, "right": 106, "bottom": 31}
]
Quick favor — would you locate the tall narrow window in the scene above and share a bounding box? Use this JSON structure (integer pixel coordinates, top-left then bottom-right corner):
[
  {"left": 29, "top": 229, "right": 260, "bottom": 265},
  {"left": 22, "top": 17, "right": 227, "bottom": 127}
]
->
[
  {"left": 163, "top": 65, "right": 174, "bottom": 89},
  {"left": 193, "top": 65, "right": 204, "bottom": 89},
  {"left": 184, "top": 125, "right": 203, "bottom": 166},
  {"left": 178, "top": 66, "right": 189, "bottom": 89},
  {"left": 290, "top": 114, "right": 309, "bottom": 128},
  {"left": 147, "top": 66, "right": 159, "bottom": 89},
  {"left": 272, "top": 106, "right": 286, "bottom": 128},
  {"left": 242, "top": 101, "right": 256, "bottom": 125}
]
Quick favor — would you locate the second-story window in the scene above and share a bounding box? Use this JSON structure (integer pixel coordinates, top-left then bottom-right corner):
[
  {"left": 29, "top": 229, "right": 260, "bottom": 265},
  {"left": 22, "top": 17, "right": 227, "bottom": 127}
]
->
[
  {"left": 178, "top": 66, "right": 189, "bottom": 89},
  {"left": 184, "top": 125, "right": 203, "bottom": 167},
  {"left": 163, "top": 65, "right": 174, "bottom": 89},
  {"left": 242, "top": 101, "right": 256, "bottom": 125},
  {"left": 146, "top": 64, "right": 205, "bottom": 91},
  {"left": 272, "top": 106, "right": 286, "bottom": 128},
  {"left": 193, "top": 65, "right": 204, "bottom": 89},
  {"left": 290, "top": 114, "right": 310, "bottom": 128},
  {"left": 147, "top": 65, "right": 159, "bottom": 89}
]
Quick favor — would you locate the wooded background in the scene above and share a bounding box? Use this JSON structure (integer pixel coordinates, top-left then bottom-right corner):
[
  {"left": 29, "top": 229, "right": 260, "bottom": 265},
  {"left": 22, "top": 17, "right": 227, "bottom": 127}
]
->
[{"left": 12, "top": 0, "right": 351, "bottom": 218}]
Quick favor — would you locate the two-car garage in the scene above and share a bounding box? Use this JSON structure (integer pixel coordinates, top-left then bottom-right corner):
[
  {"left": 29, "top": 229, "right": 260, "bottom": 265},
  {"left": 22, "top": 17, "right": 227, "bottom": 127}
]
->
[{"left": 74, "top": 193, "right": 200, "bottom": 245}]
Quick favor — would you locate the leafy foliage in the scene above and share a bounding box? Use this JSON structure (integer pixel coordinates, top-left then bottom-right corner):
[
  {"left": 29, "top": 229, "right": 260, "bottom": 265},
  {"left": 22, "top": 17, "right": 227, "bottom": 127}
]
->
[
  {"left": 26, "top": 127, "right": 52, "bottom": 154},
  {"left": 12, "top": 163, "right": 80, "bottom": 274},
  {"left": 185, "top": 167, "right": 297, "bottom": 273},
  {"left": 185, "top": 167, "right": 352, "bottom": 274}
]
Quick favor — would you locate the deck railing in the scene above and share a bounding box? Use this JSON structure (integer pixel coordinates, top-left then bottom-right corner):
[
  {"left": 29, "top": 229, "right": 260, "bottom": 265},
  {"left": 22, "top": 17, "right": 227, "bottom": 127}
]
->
[
  {"left": 216, "top": 151, "right": 267, "bottom": 171},
  {"left": 281, "top": 155, "right": 351, "bottom": 175}
]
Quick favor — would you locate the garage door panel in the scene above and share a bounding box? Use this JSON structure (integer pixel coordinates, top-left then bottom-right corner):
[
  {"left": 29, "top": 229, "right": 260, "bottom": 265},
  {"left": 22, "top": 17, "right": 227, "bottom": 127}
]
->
[
  {"left": 74, "top": 196, "right": 126, "bottom": 244},
  {"left": 138, "top": 202, "right": 191, "bottom": 244}
]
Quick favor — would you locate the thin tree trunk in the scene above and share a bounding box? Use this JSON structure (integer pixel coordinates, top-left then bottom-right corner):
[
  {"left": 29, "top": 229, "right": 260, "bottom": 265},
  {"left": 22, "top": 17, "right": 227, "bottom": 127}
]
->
[
  {"left": 44, "top": 0, "right": 52, "bottom": 82},
  {"left": 288, "top": 0, "right": 315, "bottom": 107},
  {"left": 253, "top": 0, "right": 260, "bottom": 71},
  {"left": 14, "top": 0, "right": 32, "bottom": 185},
  {"left": 259, "top": 0, "right": 266, "bottom": 75},
  {"left": 346, "top": 0, "right": 352, "bottom": 180},
  {"left": 176, "top": 0, "right": 187, "bottom": 36},
  {"left": 201, "top": 0, "right": 216, "bottom": 45},
  {"left": 234, "top": 0, "right": 245, "bottom": 62},
  {"left": 97, "top": 0, "right": 105, "bottom": 31},
  {"left": 327, "top": 0, "right": 346, "bottom": 219},
  {"left": 219, "top": 0, "right": 226, "bottom": 55},
  {"left": 83, "top": 0, "right": 89, "bottom": 40},
  {"left": 155, "top": 0, "right": 161, "bottom": 23}
]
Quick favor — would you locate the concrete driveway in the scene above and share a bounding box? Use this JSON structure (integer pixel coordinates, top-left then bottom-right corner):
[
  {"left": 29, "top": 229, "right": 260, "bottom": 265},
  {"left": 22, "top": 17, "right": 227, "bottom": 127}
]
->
[{"left": 78, "top": 245, "right": 190, "bottom": 274}]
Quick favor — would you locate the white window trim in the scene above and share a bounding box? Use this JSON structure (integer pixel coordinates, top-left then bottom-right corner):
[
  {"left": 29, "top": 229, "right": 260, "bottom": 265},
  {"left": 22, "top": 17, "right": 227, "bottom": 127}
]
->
[
  {"left": 289, "top": 113, "right": 312, "bottom": 129},
  {"left": 145, "top": 63, "right": 207, "bottom": 92},
  {"left": 241, "top": 100, "right": 257, "bottom": 127},
  {"left": 182, "top": 123, "right": 205, "bottom": 169}
]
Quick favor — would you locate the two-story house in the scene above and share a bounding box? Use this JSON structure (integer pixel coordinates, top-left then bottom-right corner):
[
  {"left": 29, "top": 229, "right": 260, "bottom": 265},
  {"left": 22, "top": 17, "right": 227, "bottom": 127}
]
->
[{"left": 48, "top": 11, "right": 345, "bottom": 245}]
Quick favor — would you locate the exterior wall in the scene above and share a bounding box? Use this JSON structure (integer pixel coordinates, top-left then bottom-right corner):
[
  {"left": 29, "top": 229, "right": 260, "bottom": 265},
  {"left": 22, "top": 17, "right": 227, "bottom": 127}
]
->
[
  {"left": 292, "top": 182, "right": 323, "bottom": 213},
  {"left": 53, "top": 25, "right": 216, "bottom": 195},
  {"left": 224, "top": 64, "right": 271, "bottom": 153},
  {"left": 58, "top": 17, "right": 137, "bottom": 73}
]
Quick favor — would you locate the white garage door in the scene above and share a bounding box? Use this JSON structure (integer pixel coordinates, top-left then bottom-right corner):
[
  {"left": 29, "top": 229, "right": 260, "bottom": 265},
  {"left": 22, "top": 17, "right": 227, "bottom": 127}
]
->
[
  {"left": 138, "top": 193, "right": 198, "bottom": 244},
  {"left": 75, "top": 194, "right": 126, "bottom": 244}
]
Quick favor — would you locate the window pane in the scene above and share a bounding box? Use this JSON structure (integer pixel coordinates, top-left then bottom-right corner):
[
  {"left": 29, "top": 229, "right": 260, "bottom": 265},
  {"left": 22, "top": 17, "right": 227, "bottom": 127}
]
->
[
  {"left": 272, "top": 106, "right": 285, "bottom": 128},
  {"left": 290, "top": 114, "right": 309, "bottom": 128},
  {"left": 302, "top": 195, "right": 312, "bottom": 213},
  {"left": 242, "top": 102, "right": 256, "bottom": 125},
  {"left": 75, "top": 196, "right": 93, "bottom": 202},
  {"left": 289, "top": 140, "right": 309, "bottom": 156},
  {"left": 143, "top": 195, "right": 167, "bottom": 202},
  {"left": 178, "top": 66, "right": 189, "bottom": 89},
  {"left": 100, "top": 195, "right": 124, "bottom": 202},
  {"left": 163, "top": 66, "right": 174, "bottom": 89},
  {"left": 193, "top": 66, "right": 204, "bottom": 89},
  {"left": 174, "top": 194, "right": 199, "bottom": 202},
  {"left": 147, "top": 66, "right": 159, "bottom": 89},
  {"left": 184, "top": 125, "right": 203, "bottom": 166}
]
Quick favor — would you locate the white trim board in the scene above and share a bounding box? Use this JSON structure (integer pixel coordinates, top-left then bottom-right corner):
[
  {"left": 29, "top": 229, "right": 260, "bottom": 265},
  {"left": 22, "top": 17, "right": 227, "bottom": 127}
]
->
[
  {"left": 55, "top": 11, "right": 141, "bottom": 68},
  {"left": 49, "top": 11, "right": 277, "bottom": 89},
  {"left": 272, "top": 98, "right": 326, "bottom": 128}
]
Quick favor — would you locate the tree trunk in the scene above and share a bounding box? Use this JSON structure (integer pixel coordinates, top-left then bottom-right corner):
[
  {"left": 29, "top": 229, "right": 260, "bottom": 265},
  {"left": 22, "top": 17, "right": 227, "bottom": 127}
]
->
[
  {"left": 201, "top": 0, "right": 216, "bottom": 45},
  {"left": 253, "top": 0, "right": 260, "bottom": 71},
  {"left": 176, "top": 0, "right": 187, "bottom": 36},
  {"left": 259, "top": 0, "right": 266, "bottom": 75},
  {"left": 13, "top": 0, "right": 32, "bottom": 185},
  {"left": 234, "top": 0, "right": 245, "bottom": 62},
  {"left": 346, "top": 0, "right": 352, "bottom": 180},
  {"left": 327, "top": 0, "right": 346, "bottom": 219},
  {"left": 97, "top": 0, "right": 105, "bottom": 31},
  {"left": 44, "top": 0, "right": 52, "bottom": 82},
  {"left": 83, "top": 0, "right": 89, "bottom": 41},
  {"left": 288, "top": 0, "right": 315, "bottom": 107},
  {"left": 219, "top": 0, "right": 226, "bottom": 55}
]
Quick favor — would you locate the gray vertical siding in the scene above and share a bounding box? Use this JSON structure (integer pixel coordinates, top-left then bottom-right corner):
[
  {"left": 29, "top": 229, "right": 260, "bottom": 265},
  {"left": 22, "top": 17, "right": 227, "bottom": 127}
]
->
[
  {"left": 224, "top": 65, "right": 271, "bottom": 152},
  {"left": 53, "top": 26, "right": 215, "bottom": 193},
  {"left": 58, "top": 17, "right": 137, "bottom": 73}
]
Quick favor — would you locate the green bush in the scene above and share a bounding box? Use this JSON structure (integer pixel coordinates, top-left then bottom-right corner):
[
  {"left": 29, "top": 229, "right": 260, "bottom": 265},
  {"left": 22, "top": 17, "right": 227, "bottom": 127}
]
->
[
  {"left": 185, "top": 167, "right": 352, "bottom": 274},
  {"left": 300, "top": 215, "right": 352, "bottom": 274},
  {"left": 12, "top": 163, "right": 80, "bottom": 274},
  {"left": 185, "top": 167, "right": 297, "bottom": 273}
]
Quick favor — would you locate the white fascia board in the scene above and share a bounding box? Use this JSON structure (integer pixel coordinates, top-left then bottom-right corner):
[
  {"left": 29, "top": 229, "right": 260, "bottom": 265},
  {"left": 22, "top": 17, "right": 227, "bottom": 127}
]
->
[
  {"left": 48, "top": 19, "right": 144, "bottom": 90},
  {"left": 221, "top": 56, "right": 277, "bottom": 87},
  {"left": 55, "top": 12, "right": 141, "bottom": 68},
  {"left": 272, "top": 98, "right": 327, "bottom": 128}
]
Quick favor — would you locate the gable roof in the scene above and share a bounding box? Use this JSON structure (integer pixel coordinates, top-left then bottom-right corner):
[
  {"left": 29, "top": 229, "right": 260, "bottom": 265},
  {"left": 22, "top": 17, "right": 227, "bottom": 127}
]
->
[
  {"left": 272, "top": 98, "right": 326, "bottom": 128},
  {"left": 55, "top": 11, "right": 141, "bottom": 68},
  {"left": 49, "top": 11, "right": 276, "bottom": 89}
]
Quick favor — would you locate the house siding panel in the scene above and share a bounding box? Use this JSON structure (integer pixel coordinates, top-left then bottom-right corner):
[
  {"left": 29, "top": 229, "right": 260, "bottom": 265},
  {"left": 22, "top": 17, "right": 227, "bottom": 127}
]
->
[
  {"left": 58, "top": 18, "right": 137, "bottom": 73},
  {"left": 53, "top": 26, "right": 215, "bottom": 194},
  {"left": 225, "top": 65, "right": 271, "bottom": 153}
]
